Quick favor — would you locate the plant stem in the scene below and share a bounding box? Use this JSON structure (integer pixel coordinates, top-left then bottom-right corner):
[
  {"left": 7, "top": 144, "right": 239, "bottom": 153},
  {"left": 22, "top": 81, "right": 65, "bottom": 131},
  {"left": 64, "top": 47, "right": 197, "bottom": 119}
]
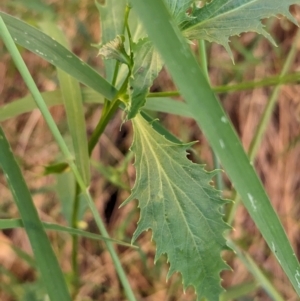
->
[
  {"left": 199, "top": 39, "right": 224, "bottom": 192},
  {"left": 248, "top": 32, "right": 300, "bottom": 162},
  {"left": 71, "top": 183, "right": 81, "bottom": 295},
  {"left": 124, "top": 4, "right": 134, "bottom": 63},
  {"left": 227, "top": 240, "right": 284, "bottom": 301},
  {"left": 88, "top": 98, "right": 121, "bottom": 155},
  {"left": 0, "top": 17, "right": 137, "bottom": 301},
  {"left": 147, "top": 71, "right": 300, "bottom": 98},
  {"left": 198, "top": 40, "right": 208, "bottom": 79}
]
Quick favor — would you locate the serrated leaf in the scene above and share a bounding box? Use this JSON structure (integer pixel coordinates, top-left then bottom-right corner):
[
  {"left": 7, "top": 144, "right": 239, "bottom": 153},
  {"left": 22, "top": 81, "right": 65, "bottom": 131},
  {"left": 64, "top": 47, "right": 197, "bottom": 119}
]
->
[
  {"left": 98, "top": 35, "right": 131, "bottom": 65},
  {"left": 123, "top": 114, "right": 230, "bottom": 300},
  {"left": 164, "top": 0, "right": 194, "bottom": 25},
  {"left": 182, "top": 0, "right": 300, "bottom": 59},
  {"left": 127, "top": 38, "right": 163, "bottom": 119}
]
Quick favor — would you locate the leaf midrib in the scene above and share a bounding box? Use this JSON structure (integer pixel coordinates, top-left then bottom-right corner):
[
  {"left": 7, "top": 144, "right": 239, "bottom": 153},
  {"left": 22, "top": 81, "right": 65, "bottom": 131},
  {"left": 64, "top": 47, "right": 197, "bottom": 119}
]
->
[{"left": 137, "top": 117, "right": 220, "bottom": 251}]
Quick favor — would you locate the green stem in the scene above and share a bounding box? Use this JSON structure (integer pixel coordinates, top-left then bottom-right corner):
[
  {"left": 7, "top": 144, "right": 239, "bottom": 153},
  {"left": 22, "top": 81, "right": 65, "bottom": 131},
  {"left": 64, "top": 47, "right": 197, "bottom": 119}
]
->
[
  {"left": 125, "top": 5, "right": 134, "bottom": 64},
  {"left": 226, "top": 30, "right": 300, "bottom": 225},
  {"left": 147, "top": 71, "right": 300, "bottom": 98},
  {"left": 198, "top": 40, "right": 208, "bottom": 79},
  {"left": 0, "top": 17, "right": 136, "bottom": 301},
  {"left": 83, "top": 191, "right": 137, "bottom": 301},
  {"left": 71, "top": 183, "right": 81, "bottom": 295},
  {"left": 227, "top": 240, "right": 284, "bottom": 301},
  {"left": 248, "top": 33, "right": 300, "bottom": 162},
  {"left": 88, "top": 98, "right": 121, "bottom": 155},
  {"left": 199, "top": 40, "right": 223, "bottom": 192},
  {"left": 88, "top": 2, "right": 130, "bottom": 156},
  {"left": 112, "top": 62, "right": 121, "bottom": 86}
]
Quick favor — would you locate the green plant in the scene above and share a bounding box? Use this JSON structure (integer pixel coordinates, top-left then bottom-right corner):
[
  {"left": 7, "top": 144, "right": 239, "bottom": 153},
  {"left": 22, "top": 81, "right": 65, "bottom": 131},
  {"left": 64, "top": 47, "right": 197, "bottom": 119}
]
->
[{"left": 0, "top": 1, "right": 300, "bottom": 300}]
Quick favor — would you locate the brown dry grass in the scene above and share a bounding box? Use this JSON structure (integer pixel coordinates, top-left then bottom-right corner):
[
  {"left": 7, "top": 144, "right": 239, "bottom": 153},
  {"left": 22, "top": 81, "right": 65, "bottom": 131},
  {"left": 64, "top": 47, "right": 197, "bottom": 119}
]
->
[{"left": 0, "top": 1, "right": 300, "bottom": 301}]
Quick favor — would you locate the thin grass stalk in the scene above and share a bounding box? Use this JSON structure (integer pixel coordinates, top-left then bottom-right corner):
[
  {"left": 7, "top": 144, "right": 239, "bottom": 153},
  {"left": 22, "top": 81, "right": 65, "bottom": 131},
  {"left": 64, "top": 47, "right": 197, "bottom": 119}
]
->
[
  {"left": 39, "top": 21, "right": 91, "bottom": 292},
  {"left": 147, "top": 71, "right": 300, "bottom": 97},
  {"left": 0, "top": 126, "right": 72, "bottom": 301},
  {"left": 248, "top": 29, "right": 300, "bottom": 162},
  {"left": 71, "top": 184, "right": 81, "bottom": 293},
  {"left": 227, "top": 29, "right": 300, "bottom": 225},
  {"left": 220, "top": 282, "right": 258, "bottom": 301},
  {"left": 0, "top": 219, "right": 135, "bottom": 247},
  {"left": 199, "top": 39, "right": 224, "bottom": 192},
  {"left": 0, "top": 16, "right": 137, "bottom": 301},
  {"left": 227, "top": 240, "right": 285, "bottom": 301}
]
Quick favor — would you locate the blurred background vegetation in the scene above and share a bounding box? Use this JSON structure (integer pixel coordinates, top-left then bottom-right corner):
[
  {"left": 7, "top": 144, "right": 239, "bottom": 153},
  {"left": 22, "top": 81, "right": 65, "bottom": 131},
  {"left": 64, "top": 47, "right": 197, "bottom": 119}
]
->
[{"left": 0, "top": 1, "right": 300, "bottom": 300}]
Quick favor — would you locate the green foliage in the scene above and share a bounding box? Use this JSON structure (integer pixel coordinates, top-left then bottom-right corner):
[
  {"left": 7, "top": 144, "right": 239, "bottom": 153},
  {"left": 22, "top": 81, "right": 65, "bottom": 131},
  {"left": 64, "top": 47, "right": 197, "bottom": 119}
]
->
[
  {"left": 164, "top": 0, "right": 194, "bottom": 25},
  {"left": 0, "top": 219, "right": 135, "bottom": 247},
  {"left": 1, "top": 0, "right": 300, "bottom": 301},
  {"left": 0, "top": 12, "right": 117, "bottom": 99},
  {"left": 123, "top": 114, "right": 230, "bottom": 299},
  {"left": 95, "top": 0, "right": 127, "bottom": 83},
  {"left": 182, "top": 0, "right": 300, "bottom": 59},
  {"left": 127, "top": 38, "right": 163, "bottom": 119},
  {"left": 40, "top": 21, "right": 91, "bottom": 186},
  {"left": 0, "top": 125, "right": 71, "bottom": 301},
  {"left": 98, "top": 35, "right": 131, "bottom": 65}
]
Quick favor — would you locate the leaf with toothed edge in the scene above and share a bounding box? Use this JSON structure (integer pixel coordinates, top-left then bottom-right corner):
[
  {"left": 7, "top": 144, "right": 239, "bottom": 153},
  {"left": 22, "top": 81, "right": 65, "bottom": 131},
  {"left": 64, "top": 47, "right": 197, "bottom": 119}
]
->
[
  {"left": 127, "top": 38, "right": 164, "bottom": 119},
  {"left": 122, "top": 114, "right": 230, "bottom": 301},
  {"left": 163, "top": 0, "right": 195, "bottom": 25},
  {"left": 182, "top": 0, "right": 300, "bottom": 60}
]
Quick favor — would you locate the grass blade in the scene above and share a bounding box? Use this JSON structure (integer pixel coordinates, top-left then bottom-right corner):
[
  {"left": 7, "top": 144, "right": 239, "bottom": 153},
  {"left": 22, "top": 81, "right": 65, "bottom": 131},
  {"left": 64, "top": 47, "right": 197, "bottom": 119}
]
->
[
  {"left": 40, "top": 20, "right": 90, "bottom": 185},
  {"left": 220, "top": 281, "right": 258, "bottom": 301},
  {"left": 0, "top": 88, "right": 192, "bottom": 122},
  {"left": 0, "top": 89, "right": 103, "bottom": 122},
  {"left": 0, "top": 15, "right": 137, "bottom": 301},
  {"left": 0, "top": 11, "right": 117, "bottom": 100},
  {"left": 0, "top": 126, "right": 71, "bottom": 301},
  {"left": 130, "top": 0, "right": 300, "bottom": 296},
  {"left": 228, "top": 241, "right": 285, "bottom": 301},
  {"left": 0, "top": 219, "right": 136, "bottom": 248}
]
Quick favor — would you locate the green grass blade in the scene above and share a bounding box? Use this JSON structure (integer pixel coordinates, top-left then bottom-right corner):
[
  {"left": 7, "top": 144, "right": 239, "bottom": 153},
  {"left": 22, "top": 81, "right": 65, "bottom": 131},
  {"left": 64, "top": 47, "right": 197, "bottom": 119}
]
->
[
  {"left": 0, "top": 16, "right": 137, "bottom": 300},
  {"left": 40, "top": 20, "right": 90, "bottom": 185},
  {"left": 228, "top": 240, "right": 285, "bottom": 301},
  {"left": 0, "top": 89, "right": 103, "bottom": 122},
  {"left": 220, "top": 281, "right": 258, "bottom": 301},
  {"left": 248, "top": 30, "right": 300, "bottom": 162},
  {"left": 0, "top": 90, "right": 65, "bottom": 121},
  {"left": 145, "top": 97, "right": 193, "bottom": 117},
  {"left": 213, "top": 71, "right": 300, "bottom": 93},
  {"left": 0, "top": 11, "right": 117, "bottom": 100},
  {"left": 0, "top": 88, "right": 192, "bottom": 122},
  {"left": 10, "top": 244, "right": 37, "bottom": 268},
  {"left": 0, "top": 126, "right": 71, "bottom": 301},
  {"left": 130, "top": 0, "right": 300, "bottom": 296},
  {"left": 0, "top": 219, "right": 136, "bottom": 248},
  {"left": 55, "top": 171, "right": 76, "bottom": 225}
]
